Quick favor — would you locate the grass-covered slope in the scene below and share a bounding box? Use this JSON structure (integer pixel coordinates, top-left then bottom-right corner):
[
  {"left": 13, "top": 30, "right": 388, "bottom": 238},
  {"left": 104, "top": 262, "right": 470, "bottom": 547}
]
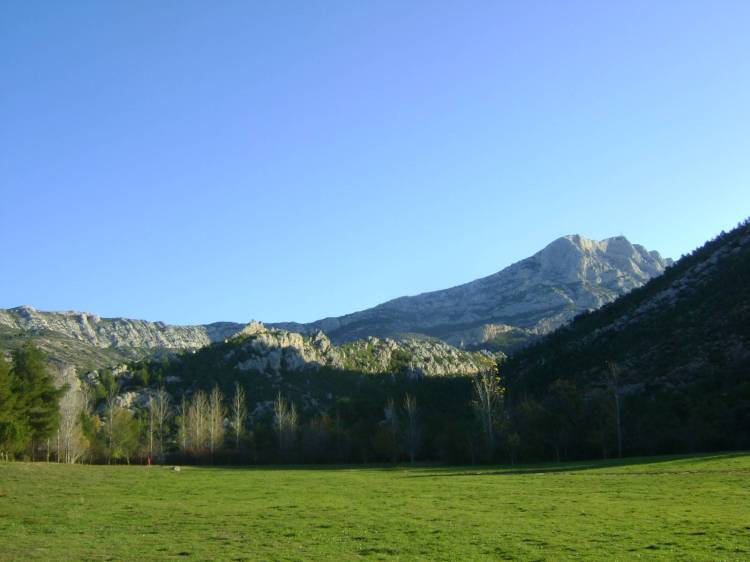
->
[
  {"left": 1, "top": 453, "right": 748, "bottom": 561},
  {"left": 506, "top": 219, "right": 750, "bottom": 456}
]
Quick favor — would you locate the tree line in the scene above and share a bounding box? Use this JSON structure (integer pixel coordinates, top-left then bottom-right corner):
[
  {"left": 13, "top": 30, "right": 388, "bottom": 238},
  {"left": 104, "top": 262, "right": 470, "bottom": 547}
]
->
[
  {"left": 1, "top": 342, "right": 517, "bottom": 465},
  {"left": 4, "top": 336, "right": 745, "bottom": 465}
]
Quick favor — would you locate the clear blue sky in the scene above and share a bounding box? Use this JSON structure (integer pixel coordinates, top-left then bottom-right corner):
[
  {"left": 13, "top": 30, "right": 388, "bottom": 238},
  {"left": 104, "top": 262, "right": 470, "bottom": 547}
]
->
[{"left": 1, "top": 1, "right": 748, "bottom": 325}]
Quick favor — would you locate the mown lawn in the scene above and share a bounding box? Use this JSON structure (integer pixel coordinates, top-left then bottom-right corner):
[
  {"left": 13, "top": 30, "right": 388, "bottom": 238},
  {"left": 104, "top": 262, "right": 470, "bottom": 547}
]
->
[{"left": 0, "top": 453, "right": 748, "bottom": 561}]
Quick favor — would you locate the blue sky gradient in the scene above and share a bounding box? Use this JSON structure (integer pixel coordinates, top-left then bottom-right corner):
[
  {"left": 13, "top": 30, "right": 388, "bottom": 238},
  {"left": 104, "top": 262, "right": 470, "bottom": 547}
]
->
[{"left": 1, "top": 1, "right": 749, "bottom": 324}]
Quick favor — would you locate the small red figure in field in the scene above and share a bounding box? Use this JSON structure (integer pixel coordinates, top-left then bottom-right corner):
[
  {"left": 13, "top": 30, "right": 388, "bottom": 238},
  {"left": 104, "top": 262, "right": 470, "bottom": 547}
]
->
[{"left": 147, "top": 455, "right": 151, "bottom": 466}]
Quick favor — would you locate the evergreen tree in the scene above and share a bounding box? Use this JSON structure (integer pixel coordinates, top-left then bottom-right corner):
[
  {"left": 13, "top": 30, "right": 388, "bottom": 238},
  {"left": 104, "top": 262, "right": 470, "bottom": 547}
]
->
[
  {"left": 0, "top": 353, "right": 27, "bottom": 459},
  {"left": 0, "top": 353, "right": 15, "bottom": 420},
  {"left": 12, "top": 341, "right": 64, "bottom": 459}
]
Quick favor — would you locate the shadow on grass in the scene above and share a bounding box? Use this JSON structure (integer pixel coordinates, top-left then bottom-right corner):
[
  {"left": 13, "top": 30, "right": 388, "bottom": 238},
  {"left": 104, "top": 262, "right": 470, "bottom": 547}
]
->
[
  {"left": 178, "top": 451, "right": 749, "bottom": 477},
  {"left": 406, "top": 451, "right": 750, "bottom": 478}
]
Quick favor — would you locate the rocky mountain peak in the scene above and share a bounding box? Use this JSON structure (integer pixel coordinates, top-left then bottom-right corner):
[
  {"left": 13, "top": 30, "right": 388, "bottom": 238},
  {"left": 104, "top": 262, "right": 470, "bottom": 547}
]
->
[
  {"left": 272, "top": 233, "right": 671, "bottom": 349},
  {"left": 235, "top": 320, "right": 267, "bottom": 338},
  {"left": 535, "top": 234, "right": 669, "bottom": 286}
]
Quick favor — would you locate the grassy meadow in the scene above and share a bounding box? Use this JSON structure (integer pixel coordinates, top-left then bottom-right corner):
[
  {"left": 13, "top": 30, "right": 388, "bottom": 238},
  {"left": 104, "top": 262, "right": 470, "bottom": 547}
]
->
[{"left": 0, "top": 453, "right": 748, "bottom": 561}]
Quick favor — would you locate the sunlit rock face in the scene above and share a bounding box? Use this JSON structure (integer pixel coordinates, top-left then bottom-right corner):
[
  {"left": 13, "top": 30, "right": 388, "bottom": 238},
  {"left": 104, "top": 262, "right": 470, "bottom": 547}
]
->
[{"left": 228, "top": 323, "right": 497, "bottom": 378}]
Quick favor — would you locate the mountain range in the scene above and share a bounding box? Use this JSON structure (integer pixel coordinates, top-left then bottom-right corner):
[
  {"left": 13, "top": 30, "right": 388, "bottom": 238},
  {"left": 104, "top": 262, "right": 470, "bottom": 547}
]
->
[{"left": 0, "top": 233, "right": 670, "bottom": 369}]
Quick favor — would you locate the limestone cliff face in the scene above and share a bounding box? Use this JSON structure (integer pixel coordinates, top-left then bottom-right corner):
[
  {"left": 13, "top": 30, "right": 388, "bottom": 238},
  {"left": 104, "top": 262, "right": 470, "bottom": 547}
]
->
[
  {"left": 0, "top": 305, "right": 243, "bottom": 351},
  {"left": 272, "top": 235, "right": 671, "bottom": 348}
]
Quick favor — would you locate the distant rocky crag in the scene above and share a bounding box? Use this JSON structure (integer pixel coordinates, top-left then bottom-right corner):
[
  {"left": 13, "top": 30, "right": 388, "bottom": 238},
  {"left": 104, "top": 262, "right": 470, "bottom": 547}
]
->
[
  {"left": 0, "top": 305, "right": 243, "bottom": 349},
  {"left": 0, "top": 305, "right": 244, "bottom": 369},
  {"left": 226, "top": 321, "right": 497, "bottom": 379}
]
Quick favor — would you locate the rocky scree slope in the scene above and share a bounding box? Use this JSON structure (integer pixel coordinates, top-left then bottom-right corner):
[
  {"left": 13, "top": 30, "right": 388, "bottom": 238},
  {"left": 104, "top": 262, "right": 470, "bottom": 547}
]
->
[{"left": 273, "top": 235, "right": 672, "bottom": 349}]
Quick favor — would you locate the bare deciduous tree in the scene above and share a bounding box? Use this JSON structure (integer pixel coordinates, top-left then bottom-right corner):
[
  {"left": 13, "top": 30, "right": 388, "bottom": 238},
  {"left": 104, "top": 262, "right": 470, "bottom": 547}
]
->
[
  {"left": 384, "top": 397, "right": 400, "bottom": 463},
  {"left": 152, "top": 388, "right": 171, "bottom": 461},
  {"left": 189, "top": 390, "right": 209, "bottom": 453},
  {"left": 231, "top": 382, "right": 247, "bottom": 450},
  {"left": 208, "top": 386, "right": 225, "bottom": 458},
  {"left": 104, "top": 377, "right": 120, "bottom": 464},
  {"left": 147, "top": 396, "right": 156, "bottom": 458},
  {"left": 273, "top": 392, "right": 298, "bottom": 460},
  {"left": 56, "top": 367, "right": 87, "bottom": 464},
  {"left": 403, "top": 393, "right": 419, "bottom": 464},
  {"left": 473, "top": 371, "right": 500, "bottom": 457},
  {"left": 177, "top": 395, "right": 189, "bottom": 454}
]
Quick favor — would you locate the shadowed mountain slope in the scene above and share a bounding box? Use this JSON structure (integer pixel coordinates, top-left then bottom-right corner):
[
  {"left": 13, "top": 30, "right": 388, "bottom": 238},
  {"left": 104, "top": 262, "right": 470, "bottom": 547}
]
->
[{"left": 505, "top": 219, "right": 750, "bottom": 456}]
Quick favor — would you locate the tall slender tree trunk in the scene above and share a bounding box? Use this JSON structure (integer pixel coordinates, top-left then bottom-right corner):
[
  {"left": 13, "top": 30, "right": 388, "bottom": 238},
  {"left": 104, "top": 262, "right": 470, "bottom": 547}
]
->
[{"left": 607, "top": 361, "right": 623, "bottom": 459}]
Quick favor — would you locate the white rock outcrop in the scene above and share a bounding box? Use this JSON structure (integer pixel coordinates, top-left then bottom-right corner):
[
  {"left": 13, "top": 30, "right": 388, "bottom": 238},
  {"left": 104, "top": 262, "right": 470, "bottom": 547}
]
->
[{"left": 229, "top": 324, "right": 495, "bottom": 378}]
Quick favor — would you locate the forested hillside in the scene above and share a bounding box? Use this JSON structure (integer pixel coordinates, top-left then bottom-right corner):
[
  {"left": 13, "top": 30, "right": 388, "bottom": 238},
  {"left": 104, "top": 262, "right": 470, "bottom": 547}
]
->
[
  {"left": 504, "top": 219, "right": 750, "bottom": 459},
  {"left": 117, "top": 324, "right": 498, "bottom": 463},
  {"left": 1, "top": 326, "right": 499, "bottom": 464}
]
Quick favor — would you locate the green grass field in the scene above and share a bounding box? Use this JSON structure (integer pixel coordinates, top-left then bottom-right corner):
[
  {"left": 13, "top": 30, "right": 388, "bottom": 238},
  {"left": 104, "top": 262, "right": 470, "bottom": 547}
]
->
[{"left": 1, "top": 453, "right": 749, "bottom": 561}]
